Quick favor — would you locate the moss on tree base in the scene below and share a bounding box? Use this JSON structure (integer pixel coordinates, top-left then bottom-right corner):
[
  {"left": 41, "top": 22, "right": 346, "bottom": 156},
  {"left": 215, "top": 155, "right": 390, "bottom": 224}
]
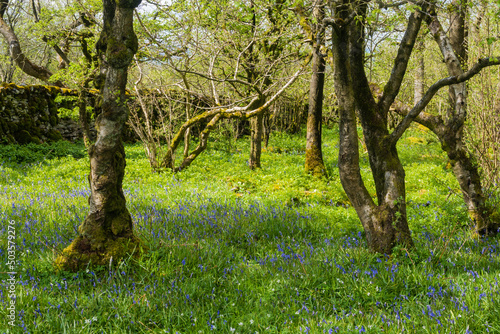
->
[
  {"left": 305, "top": 147, "right": 326, "bottom": 177},
  {"left": 54, "top": 234, "right": 144, "bottom": 272}
]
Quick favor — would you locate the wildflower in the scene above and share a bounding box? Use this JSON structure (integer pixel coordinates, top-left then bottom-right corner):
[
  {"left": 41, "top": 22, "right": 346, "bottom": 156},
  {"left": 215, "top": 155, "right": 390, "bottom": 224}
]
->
[{"left": 250, "top": 319, "right": 254, "bottom": 324}]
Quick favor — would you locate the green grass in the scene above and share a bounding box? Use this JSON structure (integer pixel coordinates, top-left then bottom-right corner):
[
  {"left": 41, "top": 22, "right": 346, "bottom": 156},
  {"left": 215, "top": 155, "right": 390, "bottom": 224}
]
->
[{"left": 1, "top": 125, "right": 499, "bottom": 333}]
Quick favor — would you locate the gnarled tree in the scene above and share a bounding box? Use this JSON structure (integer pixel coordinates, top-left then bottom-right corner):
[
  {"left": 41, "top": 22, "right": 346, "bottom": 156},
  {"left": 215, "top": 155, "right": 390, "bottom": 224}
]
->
[
  {"left": 391, "top": 2, "right": 500, "bottom": 235},
  {"left": 55, "top": 0, "right": 143, "bottom": 272}
]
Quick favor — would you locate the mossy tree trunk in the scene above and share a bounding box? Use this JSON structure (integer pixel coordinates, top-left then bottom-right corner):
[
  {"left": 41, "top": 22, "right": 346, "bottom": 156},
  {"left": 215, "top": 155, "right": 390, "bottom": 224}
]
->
[
  {"left": 78, "top": 90, "right": 92, "bottom": 147},
  {"left": 55, "top": 0, "right": 143, "bottom": 272},
  {"left": 305, "top": 1, "right": 326, "bottom": 177}
]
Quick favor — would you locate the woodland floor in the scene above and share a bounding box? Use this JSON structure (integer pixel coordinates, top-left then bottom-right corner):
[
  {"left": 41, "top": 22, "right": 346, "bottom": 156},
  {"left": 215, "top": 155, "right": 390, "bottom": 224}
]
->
[{"left": 0, "top": 124, "right": 499, "bottom": 333}]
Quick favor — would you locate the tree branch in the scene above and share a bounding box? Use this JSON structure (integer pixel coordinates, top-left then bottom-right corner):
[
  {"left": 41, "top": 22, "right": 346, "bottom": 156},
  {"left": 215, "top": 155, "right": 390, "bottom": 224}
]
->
[
  {"left": 161, "top": 53, "right": 312, "bottom": 170},
  {"left": 390, "top": 57, "right": 500, "bottom": 145},
  {"left": 378, "top": 2, "right": 426, "bottom": 113},
  {"left": 0, "top": 0, "right": 63, "bottom": 85}
]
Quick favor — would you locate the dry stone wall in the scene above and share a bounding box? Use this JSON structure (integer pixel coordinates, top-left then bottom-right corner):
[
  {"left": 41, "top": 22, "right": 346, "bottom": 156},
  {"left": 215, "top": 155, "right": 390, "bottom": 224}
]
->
[{"left": 0, "top": 83, "right": 82, "bottom": 144}]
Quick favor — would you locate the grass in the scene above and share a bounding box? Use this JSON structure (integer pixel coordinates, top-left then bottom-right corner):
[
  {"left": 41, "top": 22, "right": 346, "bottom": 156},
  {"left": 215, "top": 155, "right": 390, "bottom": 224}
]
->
[{"left": 1, "top": 124, "right": 499, "bottom": 333}]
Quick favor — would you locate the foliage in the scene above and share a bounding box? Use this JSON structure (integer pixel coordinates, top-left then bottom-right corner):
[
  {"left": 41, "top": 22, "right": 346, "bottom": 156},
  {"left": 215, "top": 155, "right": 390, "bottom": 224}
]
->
[{"left": 0, "top": 141, "right": 86, "bottom": 165}]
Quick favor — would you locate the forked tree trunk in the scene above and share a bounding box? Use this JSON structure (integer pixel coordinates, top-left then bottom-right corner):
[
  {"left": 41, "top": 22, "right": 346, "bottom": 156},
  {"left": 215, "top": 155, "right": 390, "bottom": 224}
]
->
[
  {"left": 330, "top": 0, "right": 424, "bottom": 253},
  {"left": 305, "top": 1, "right": 326, "bottom": 177},
  {"left": 55, "top": 0, "right": 143, "bottom": 272}
]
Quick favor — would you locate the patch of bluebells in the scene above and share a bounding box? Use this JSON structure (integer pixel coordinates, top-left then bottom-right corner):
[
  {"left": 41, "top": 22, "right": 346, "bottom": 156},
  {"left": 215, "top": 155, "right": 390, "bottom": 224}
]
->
[{"left": 1, "top": 183, "right": 500, "bottom": 333}]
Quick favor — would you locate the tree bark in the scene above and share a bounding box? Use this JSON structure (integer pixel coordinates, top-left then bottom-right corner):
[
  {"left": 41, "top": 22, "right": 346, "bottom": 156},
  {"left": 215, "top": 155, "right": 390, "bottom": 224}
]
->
[
  {"left": 305, "top": 1, "right": 326, "bottom": 177},
  {"left": 78, "top": 90, "right": 92, "bottom": 147},
  {"left": 414, "top": 42, "right": 424, "bottom": 106},
  {"left": 55, "top": 0, "right": 143, "bottom": 272}
]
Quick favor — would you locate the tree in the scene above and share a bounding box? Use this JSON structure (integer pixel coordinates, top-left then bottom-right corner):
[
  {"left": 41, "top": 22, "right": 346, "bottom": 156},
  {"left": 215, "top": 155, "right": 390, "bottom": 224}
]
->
[
  {"left": 392, "top": 1, "right": 500, "bottom": 234},
  {"left": 304, "top": 0, "right": 327, "bottom": 177},
  {"left": 328, "top": 0, "right": 500, "bottom": 253},
  {"left": 242, "top": 0, "right": 298, "bottom": 170},
  {"left": 130, "top": 0, "right": 308, "bottom": 172},
  {"left": 55, "top": 0, "right": 143, "bottom": 272}
]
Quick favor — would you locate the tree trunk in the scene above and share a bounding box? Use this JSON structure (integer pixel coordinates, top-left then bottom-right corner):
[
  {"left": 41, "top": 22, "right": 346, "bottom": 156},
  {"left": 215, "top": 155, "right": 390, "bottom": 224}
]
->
[
  {"left": 305, "top": 1, "right": 326, "bottom": 177},
  {"left": 55, "top": 0, "right": 143, "bottom": 272},
  {"left": 78, "top": 90, "right": 92, "bottom": 147},
  {"left": 448, "top": 139, "right": 492, "bottom": 233},
  {"left": 249, "top": 109, "right": 264, "bottom": 169},
  {"left": 414, "top": 43, "right": 425, "bottom": 106}
]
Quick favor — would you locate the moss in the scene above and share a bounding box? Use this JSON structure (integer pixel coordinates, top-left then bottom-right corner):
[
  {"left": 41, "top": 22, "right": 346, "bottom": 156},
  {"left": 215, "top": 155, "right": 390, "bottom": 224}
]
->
[
  {"left": 305, "top": 146, "right": 326, "bottom": 177},
  {"left": 7, "top": 122, "right": 17, "bottom": 132},
  {"left": 32, "top": 127, "right": 41, "bottom": 137},
  {"left": 111, "top": 211, "right": 132, "bottom": 235},
  {"left": 54, "top": 234, "right": 144, "bottom": 272},
  {"left": 47, "top": 130, "right": 63, "bottom": 141},
  {"left": 116, "top": 0, "right": 142, "bottom": 9},
  {"left": 491, "top": 210, "right": 500, "bottom": 224},
  {"left": 106, "top": 30, "right": 138, "bottom": 69},
  {"left": 31, "top": 136, "right": 42, "bottom": 144},
  {"left": 14, "top": 130, "right": 33, "bottom": 144},
  {"left": 78, "top": 219, "right": 107, "bottom": 249}
]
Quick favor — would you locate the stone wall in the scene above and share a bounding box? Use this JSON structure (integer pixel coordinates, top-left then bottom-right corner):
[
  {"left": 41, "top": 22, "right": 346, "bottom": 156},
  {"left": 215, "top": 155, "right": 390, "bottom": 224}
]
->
[
  {"left": 0, "top": 83, "right": 83, "bottom": 144},
  {"left": 0, "top": 83, "right": 310, "bottom": 145}
]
